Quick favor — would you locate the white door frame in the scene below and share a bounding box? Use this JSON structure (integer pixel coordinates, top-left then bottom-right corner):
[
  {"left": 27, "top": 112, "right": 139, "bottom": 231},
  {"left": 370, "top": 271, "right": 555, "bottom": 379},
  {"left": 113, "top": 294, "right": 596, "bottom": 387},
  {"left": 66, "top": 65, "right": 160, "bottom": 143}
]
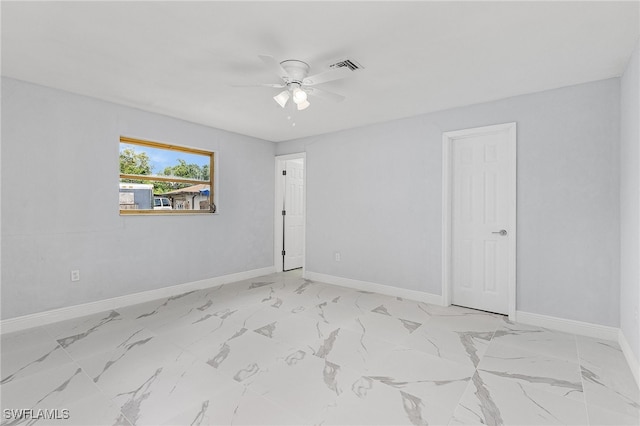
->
[
  {"left": 274, "top": 153, "right": 307, "bottom": 273},
  {"left": 442, "top": 122, "right": 517, "bottom": 320}
]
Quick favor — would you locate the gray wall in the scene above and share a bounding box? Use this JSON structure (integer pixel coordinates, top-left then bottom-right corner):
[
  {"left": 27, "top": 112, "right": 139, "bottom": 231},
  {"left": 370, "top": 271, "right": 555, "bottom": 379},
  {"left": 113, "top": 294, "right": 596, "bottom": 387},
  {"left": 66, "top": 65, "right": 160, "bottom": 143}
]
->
[
  {"left": 278, "top": 78, "right": 621, "bottom": 327},
  {"left": 620, "top": 39, "right": 639, "bottom": 361},
  {"left": 2, "top": 74, "right": 627, "bottom": 332},
  {"left": 1, "top": 78, "right": 276, "bottom": 320}
]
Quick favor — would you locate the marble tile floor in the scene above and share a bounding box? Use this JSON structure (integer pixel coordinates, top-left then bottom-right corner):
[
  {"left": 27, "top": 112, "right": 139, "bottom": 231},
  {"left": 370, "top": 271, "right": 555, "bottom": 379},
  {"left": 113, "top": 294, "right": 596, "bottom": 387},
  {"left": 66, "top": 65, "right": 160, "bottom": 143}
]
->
[{"left": 1, "top": 270, "right": 638, "bottom": 425}]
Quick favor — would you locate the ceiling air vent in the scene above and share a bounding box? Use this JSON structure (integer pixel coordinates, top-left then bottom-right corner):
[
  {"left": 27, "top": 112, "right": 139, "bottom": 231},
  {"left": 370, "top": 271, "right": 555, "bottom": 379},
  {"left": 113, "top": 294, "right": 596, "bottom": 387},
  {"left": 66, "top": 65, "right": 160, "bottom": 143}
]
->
[{"left": 329, "top": 59, "right": 363, "bottom": 71}]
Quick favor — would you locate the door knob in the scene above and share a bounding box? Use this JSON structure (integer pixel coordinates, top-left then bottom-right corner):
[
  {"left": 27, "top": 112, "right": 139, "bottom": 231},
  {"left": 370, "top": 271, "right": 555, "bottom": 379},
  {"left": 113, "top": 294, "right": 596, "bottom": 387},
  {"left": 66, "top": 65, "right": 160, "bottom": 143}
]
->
[{"left": 492, "top": 229, "right": 508, "bottom": 236}]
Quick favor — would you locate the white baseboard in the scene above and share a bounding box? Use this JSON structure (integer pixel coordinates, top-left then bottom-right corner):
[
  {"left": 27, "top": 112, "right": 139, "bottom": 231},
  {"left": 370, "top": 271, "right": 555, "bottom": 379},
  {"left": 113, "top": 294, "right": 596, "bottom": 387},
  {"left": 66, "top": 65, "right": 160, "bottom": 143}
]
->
[
  {"left": 515, "top": 311, "right": 619, "bottom": 341},
  {"left": 618, "top": 329, "right": 640, "bottom": 389},
  {"left": 0, "top": 266, "right": 275, "bottom": 335},
  {"left": 513, "top": 311, "right": 638, "bottom": 390},
  {"left": 304, "top": 271, "right": 443, "bottom": 306}
]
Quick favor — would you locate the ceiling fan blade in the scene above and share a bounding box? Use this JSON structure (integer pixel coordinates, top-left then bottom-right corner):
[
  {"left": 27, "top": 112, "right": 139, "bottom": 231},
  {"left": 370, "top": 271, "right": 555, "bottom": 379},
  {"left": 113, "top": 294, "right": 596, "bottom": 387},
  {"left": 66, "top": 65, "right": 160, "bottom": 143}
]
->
[
  {"left": 306, "top": 87, "right": 345, "bottom": 103},
  {"left": 258, "top": 55, "right": 291, "bottom": 82},
  {"left": 302, "top": 66, "right": 352, "bottom": 86},
  {"left": 231, "top": 83, "right": 286, "bottom": 88}
]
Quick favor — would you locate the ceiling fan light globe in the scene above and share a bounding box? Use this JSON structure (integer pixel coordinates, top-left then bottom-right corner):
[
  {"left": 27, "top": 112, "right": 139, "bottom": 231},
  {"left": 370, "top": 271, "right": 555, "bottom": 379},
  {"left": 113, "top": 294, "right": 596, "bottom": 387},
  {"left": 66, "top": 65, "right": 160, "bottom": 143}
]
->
[
  {"left": 292, "top": 87, "right": 308, "bottom": 104},
  {"left": 297, "top": 100, "right": 310, "bottom": 111},
  {"left": 273, "top": 90, "right": 290, "bottom": 108}
]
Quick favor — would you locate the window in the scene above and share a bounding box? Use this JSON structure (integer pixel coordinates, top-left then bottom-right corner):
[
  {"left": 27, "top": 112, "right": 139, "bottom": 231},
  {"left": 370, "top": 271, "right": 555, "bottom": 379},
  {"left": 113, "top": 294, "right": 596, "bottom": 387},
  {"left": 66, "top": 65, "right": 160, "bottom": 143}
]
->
[{"left": 119, "top": 136, "right": 215, "bottom": 214}]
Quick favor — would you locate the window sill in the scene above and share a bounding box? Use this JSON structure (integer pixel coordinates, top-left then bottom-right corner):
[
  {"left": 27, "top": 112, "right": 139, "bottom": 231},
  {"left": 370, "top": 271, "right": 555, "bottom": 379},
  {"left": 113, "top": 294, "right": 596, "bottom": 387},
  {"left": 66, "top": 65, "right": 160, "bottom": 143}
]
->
[{"left": 119, "top": 210, "right": 217, "bottom": 216}]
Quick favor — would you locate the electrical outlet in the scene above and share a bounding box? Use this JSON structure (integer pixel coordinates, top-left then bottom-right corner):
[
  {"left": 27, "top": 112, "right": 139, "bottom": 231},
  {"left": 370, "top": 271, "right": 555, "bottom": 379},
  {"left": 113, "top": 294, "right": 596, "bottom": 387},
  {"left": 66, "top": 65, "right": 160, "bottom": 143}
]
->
[
  {"left": 634, "top": 307, "right": 639, "bottom": 322},
  {"left": 70, "top": 270, "right": 80, "bottom": 282},
  {"left": 334, "top": 252, "right": 341, "bottom": 262}
]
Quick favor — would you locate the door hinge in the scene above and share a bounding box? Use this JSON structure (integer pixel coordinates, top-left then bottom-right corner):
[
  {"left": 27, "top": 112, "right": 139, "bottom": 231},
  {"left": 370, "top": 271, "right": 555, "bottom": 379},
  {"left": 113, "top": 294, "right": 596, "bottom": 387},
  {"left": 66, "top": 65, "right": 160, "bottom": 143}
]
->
[
  {"left": 282, "top": 250, "right": 286, "bottom": 256},
  {"left": 282, "top": 210, "right": 286, "bottom": 216},
  {"left": 282, "top": 170, "right": 287, "bottom": 175}
]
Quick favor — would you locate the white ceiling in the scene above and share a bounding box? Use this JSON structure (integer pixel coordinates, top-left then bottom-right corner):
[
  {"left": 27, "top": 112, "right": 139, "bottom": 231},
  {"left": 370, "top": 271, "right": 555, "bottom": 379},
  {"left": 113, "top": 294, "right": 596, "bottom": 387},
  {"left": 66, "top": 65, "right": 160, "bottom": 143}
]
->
[{"left": 2, "top": 1, "right": 638, "bottom": 142}]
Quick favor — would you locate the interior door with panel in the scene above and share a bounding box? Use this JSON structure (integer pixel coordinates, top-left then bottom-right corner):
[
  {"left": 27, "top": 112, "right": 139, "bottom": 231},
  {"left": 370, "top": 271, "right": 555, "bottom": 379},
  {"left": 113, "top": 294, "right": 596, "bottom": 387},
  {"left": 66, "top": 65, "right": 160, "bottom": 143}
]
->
[
  {"left": 283, "top": 159, "right": 304, "bottom": 271},
  {"left": 450, "top": 124, "right": 516, "bottom": 315}
]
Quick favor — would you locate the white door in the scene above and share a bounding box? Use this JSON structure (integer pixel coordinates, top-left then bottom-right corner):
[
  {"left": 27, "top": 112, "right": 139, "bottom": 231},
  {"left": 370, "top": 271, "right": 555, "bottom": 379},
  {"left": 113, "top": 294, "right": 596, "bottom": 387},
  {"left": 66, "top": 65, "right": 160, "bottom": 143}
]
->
[
  {"left": 283, "top": 159, "right": 304, "bottom": 270},
  {"left": 449, "top": 124, "right": 516, "bottom": 315}
]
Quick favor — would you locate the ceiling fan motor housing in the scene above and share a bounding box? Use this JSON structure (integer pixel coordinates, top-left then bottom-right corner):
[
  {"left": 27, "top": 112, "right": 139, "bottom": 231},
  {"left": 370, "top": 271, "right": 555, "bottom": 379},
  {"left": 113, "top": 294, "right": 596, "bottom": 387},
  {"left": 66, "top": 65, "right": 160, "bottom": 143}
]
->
[{"left": 280, "top": 60, "right": 310, "bottom": 84}]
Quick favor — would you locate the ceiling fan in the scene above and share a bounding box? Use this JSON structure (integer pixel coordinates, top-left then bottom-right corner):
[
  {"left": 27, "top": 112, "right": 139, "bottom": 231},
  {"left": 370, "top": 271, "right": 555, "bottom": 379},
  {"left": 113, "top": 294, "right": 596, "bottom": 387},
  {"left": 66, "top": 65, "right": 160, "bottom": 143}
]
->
[{"left": 236, "top": 55, "right": 354, "bottom": 111}]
